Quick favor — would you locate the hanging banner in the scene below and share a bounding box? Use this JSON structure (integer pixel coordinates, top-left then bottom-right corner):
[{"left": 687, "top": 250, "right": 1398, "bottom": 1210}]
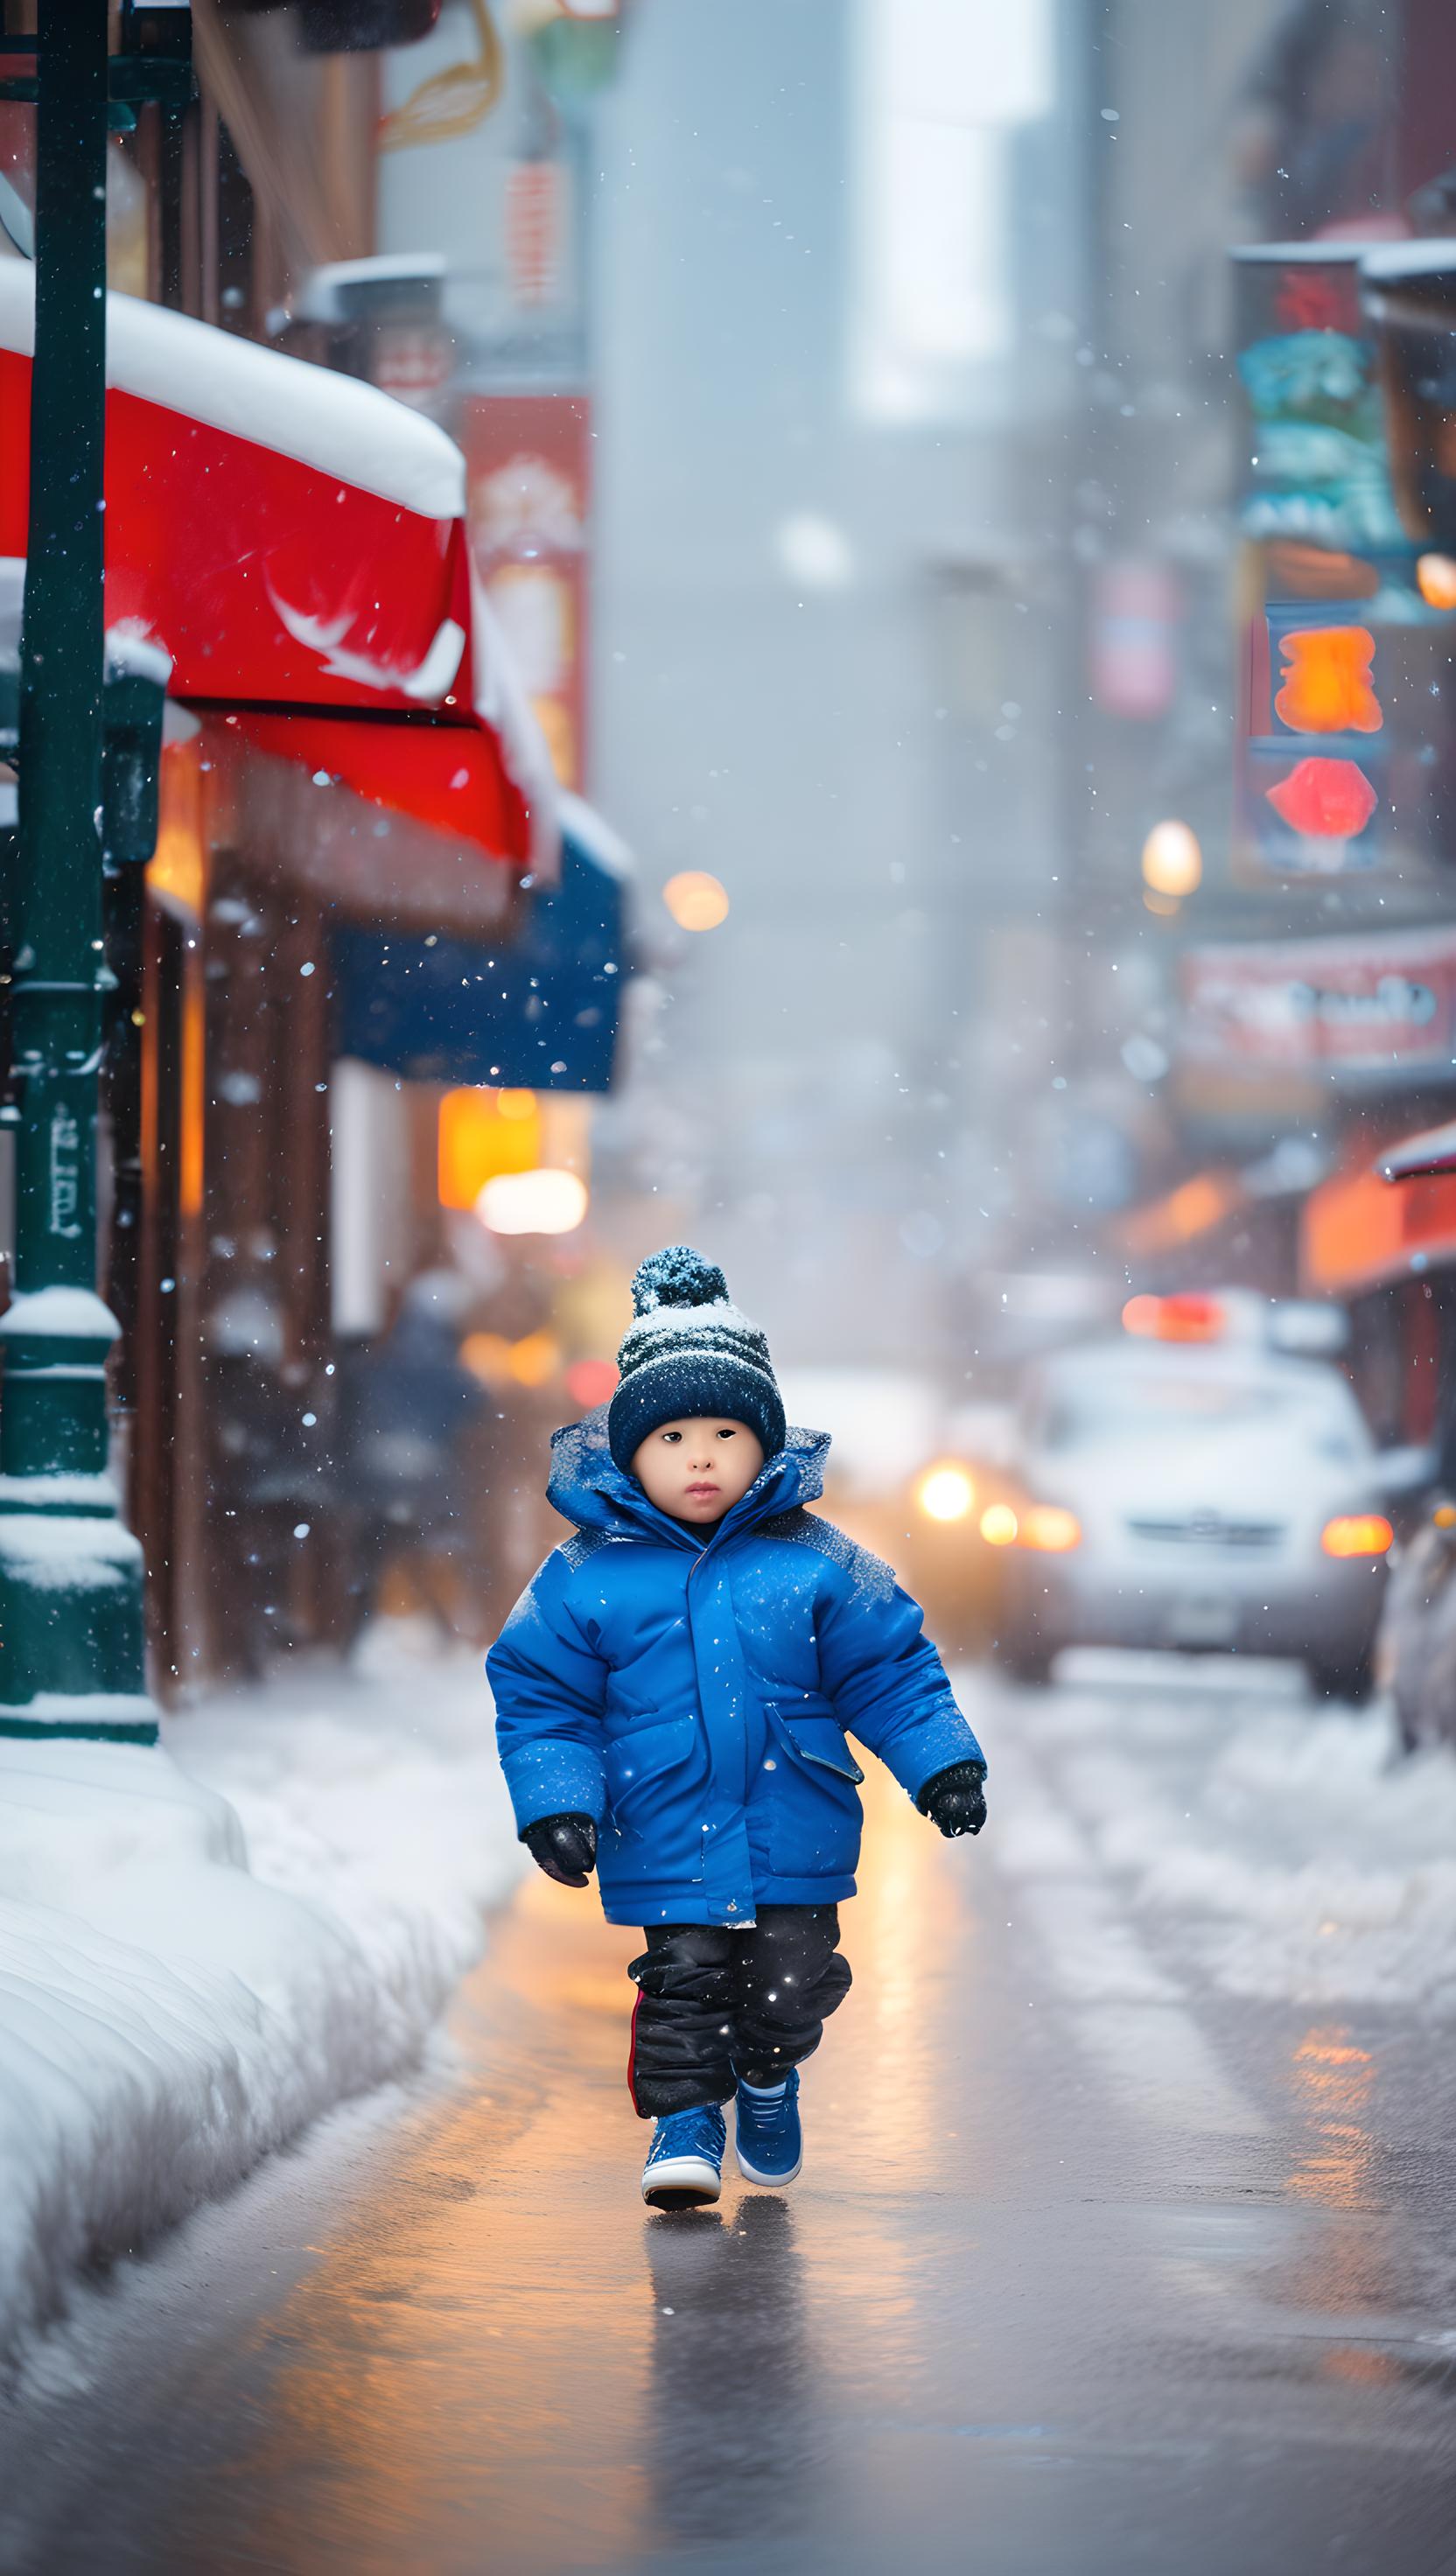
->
[{"left": 462, "top": 393, "right": 591, "bottom": 790}]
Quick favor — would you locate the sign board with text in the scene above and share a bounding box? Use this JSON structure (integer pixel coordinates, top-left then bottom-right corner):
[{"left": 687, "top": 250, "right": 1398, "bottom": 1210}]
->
[{"left": 1181, "top": 925, "right": 1456, "bottom": 1085}]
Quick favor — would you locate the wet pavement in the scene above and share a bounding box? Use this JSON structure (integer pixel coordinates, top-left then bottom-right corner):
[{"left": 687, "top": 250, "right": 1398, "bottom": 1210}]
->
[{"left": 2, "top": 1662, "right": 1454, "bottom": 2574}]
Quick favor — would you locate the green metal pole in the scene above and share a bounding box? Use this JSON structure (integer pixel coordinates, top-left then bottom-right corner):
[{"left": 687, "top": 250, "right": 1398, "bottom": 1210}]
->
[{"left": 0, "top": 0, "right": 157, "bottom": 1740}]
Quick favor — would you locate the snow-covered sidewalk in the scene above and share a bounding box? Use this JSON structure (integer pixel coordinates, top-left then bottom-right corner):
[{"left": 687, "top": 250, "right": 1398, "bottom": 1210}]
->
[
  {"left": 0, "top": 1627, "right": 522, "bottom": 2370},
  {"left": 996, "top": 1654, "right": 1456, "bottom": 2020}
]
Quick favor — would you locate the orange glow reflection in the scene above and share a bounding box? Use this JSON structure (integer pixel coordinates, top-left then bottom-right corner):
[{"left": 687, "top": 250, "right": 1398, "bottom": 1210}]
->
[
  {"left": 1288, "top": 2026, "right": 1376, "bottom": 2213},
  {"left": 1281, "top": 2025, "right": 1399, "bottom": 2356},
  {"left": 203, "top": 1879, "right": 651, "bottom": 2570},
  {"left": 1018, "top": 1504, "right": 1081, "bottom": 1553},
  {"left": 122, "top": 1738, "right": 997, "bottom": 2564}
]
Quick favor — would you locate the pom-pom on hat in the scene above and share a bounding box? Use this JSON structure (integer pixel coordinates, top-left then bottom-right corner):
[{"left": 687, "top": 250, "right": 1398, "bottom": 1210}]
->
[{"left": 607, "top": 1246, "right": 787, "bottom": 1474}]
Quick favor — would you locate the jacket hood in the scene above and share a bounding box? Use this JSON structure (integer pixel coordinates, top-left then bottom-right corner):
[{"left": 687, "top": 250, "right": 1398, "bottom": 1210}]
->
[{"left": 548, "top": 1407, "right": 830, "bottom": 1550}]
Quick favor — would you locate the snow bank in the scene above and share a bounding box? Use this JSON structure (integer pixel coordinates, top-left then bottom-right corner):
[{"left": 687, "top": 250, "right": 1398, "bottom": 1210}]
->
[
  {"left": 0, "top": 1628, "right": 522, "bottom": 2369},
  {"left": 1019, "top": 1670, "right": 1456, "bottom": 2018}
]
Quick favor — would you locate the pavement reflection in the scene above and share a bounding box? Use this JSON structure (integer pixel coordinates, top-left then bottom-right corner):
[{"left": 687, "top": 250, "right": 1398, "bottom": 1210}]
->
[
  {"left": 643, "top": 2202, "right": 816, "bottom": 2551},
  {"left": 211, "top": 1778, "right": 934, "bottom": 2573},
  {"left": 211, "top": 1875, "right": 650, "bottom": 2574},
  {"left": 1282, "top": 2026, "right": 1407, "bottom": 2393},
  {"left": 4, "top": 1682, "right": 1456, "bottom": 2576}
]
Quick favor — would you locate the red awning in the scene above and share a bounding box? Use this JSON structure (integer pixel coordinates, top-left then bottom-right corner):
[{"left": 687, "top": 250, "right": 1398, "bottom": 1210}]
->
[
  {"left": 221, "top": 708, "right": 523, "bottom": 857},
  {"left": 0, "top": 263, "right": 556, "bottom": 878},
  {"left": 1304, "top": 1158, "right": 1456, "bottom": 1296}
]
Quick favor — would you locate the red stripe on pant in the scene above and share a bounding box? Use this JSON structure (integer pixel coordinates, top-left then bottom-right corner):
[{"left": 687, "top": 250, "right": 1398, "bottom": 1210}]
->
[{"left": 627, "top": 1983, "right": 644, "bottom": 2114}]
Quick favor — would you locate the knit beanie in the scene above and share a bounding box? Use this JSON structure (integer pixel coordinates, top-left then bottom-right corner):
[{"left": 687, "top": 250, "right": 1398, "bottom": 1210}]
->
[{"left": 607, "top": 1246, "right": 787, "bottom": 1474}]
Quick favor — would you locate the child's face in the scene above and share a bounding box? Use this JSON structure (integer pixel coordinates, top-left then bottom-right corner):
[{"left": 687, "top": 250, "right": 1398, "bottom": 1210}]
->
[{"left": 632, "top": 1418, "right": 766, "bottom": 1524}]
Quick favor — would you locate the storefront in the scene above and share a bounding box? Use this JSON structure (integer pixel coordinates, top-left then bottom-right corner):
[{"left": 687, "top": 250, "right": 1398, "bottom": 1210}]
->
[
  {"left": 0, "top": 270, "right": 642, "bottom": 1690},
  {"left": 1170, "top": 920, "right": 1456, "bottom": 1433}
]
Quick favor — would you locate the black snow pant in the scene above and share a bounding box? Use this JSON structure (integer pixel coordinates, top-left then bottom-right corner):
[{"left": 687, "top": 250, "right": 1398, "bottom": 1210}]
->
[{"left": 626, "top": 1905, "right": 851, "bottom": 2118}]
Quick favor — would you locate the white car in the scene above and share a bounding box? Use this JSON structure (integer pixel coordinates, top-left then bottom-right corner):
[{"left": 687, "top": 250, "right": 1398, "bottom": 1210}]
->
[{"left": 998, "top": 1324, "right": 1401, "bottom": 1698}]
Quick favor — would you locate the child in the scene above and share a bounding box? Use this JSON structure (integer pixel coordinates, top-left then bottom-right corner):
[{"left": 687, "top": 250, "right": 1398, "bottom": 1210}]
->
[{"left": 487, "top": 1248, "right": 988, "bottom": 2209}]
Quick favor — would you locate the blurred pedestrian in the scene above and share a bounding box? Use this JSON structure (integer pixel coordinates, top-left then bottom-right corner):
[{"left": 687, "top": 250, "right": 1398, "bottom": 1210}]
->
[
  {"left": 339, "top": 1270, "right": 488, "bottom": 1647},
  {"left": 488, "top": 1246, "right": 989, "bottom": 2208}
]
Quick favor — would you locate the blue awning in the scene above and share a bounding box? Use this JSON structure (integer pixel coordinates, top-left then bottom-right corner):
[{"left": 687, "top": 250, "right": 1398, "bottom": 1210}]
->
[{"left": 332, "top": 794, "right": 631, "bottom": 1093}]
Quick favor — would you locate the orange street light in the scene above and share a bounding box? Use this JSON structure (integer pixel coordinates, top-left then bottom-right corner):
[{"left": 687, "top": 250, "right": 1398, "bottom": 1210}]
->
[
  {"left": 663, "top": 871, "right": 730, "bottom": 931},
  {"left": 1140, "top": 819, "right": 1202, "bottom": 897}
]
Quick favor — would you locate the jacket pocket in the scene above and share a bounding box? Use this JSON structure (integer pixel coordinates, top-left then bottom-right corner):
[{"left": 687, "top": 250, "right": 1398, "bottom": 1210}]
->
[
  {"left": 774, "top": 1711, "right": 864, "bottom": 1782},
  {"left": 601, "top": 1716, "right": 703, "bottom": 1883},
  {"left": 765, "top": 1703, "right": 864, "bottom": 1877}
]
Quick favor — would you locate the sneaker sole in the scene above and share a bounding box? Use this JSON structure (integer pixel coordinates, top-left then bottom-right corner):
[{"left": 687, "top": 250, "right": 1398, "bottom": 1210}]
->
[
  {"left": 641, "top": 2154, "right": 722, "bottom": 2209},
  {"left": 734, "top": 2143, "right": 803, "bottom": 2188}
]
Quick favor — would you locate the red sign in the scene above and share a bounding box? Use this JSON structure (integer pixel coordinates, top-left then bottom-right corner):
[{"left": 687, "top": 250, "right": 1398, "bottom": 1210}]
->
[
  {"left": 462, "top": 395, "right": 591, "bottom": 790},
  {"left": 1264, "top": 754, "right": 1378, "bottom": 838},
  {"left": 1181, "top": 927, "right": 1456, "bottom": 1078}
]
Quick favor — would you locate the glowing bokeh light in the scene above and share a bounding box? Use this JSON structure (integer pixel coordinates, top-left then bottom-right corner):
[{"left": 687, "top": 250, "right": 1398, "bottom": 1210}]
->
[
  {"left": 1417, "top": 553, "right": 1456, "bottom": 611},
  {"left": 477, "top": 1168, "right": 589, "bottom": 1236},
  {"left": 1018, "top": 1503, "right": 1082, "bottom": 1552},
  {"left": 565, "top": 1357, "right": 620, "bottom": 1409},
  {"left": 916, "top": 1463, "right": 976, "bottom": 1522},
  {"left": 662, "top": 871, "right": 730, "bottom": 932},
  {"left": 1140, "top": 819, "right": 1202, "bottom": 897},
  {"left": 1123, "top": 1292, "right": 1226, "bottom": 1342},
  {"left": 1320, "top": 1514, "right": 1393, "bottom": 1559}
]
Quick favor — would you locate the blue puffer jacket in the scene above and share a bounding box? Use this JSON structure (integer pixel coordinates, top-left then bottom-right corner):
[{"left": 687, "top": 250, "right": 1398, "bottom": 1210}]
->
[{"left": 487, "top": 1411, "right": 986, "bottom": 1927}]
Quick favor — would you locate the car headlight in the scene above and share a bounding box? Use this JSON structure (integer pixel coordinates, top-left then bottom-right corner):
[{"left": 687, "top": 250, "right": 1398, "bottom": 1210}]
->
[
  {"left": 1018, "top": 1503, "right": 1082, "bottom": 1553},
  {"left": 915, "top": 1462, "right": 976, "bottom": 1522},
  {"left": 1321, "top": 1514, "right": 1393, "bottom": 1558},
  {"left": 979, "top": 1502, "right": 1019, "bottom": 1546}
]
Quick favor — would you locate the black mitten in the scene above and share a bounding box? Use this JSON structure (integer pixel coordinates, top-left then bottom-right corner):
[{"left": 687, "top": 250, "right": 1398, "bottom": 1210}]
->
[
  {"left": 522, "top": 1812, "right": 598, "bottom": 1886},
  {"left": 917, "top": 1760, "right": 987, "bottom": 1838}
]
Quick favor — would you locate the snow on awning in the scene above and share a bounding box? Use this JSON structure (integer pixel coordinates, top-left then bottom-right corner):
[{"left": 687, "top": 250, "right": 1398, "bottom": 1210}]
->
[
  {"left": 1376, "top": 1120, "right": 1456, "bottom": 1183},
  {"left": 0, "top": 264, "right": 557, "bottom": 880}
]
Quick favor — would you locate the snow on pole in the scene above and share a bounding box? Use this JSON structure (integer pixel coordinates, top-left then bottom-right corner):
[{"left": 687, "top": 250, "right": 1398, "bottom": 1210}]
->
[{"left": 0, "top": 2, "right": 157, "bottom": 1743}]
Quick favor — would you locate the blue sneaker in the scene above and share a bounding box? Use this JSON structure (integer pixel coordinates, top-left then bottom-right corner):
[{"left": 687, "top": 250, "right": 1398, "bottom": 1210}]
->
[
  {"left": 640, "top": 2103, "right": 726, "bottom": 2209},
  {"left": 733, "top": 2067, "right": 802, "bottom": 2187}
]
